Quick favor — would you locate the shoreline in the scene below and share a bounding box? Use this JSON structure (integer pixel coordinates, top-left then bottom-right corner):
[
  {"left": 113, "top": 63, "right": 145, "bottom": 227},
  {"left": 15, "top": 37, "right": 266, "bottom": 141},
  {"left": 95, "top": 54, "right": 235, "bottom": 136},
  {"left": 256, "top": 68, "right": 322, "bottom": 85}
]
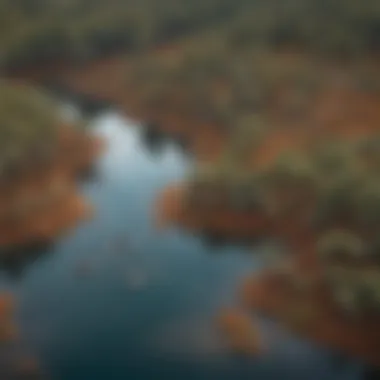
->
[{"left": 0, "top": 122, "right": 104, "bottom": 250}]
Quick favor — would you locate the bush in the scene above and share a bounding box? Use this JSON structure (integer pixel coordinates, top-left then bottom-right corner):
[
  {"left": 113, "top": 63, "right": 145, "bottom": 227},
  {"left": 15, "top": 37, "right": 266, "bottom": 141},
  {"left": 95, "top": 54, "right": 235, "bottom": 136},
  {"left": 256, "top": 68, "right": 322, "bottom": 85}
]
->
[
  {"left": 224, "top": 114, "right": 266, "bottom": 164},
  {"left": 328, "top": 269, "right": 380, "bottom": 317},
  {"left": 0, "top": 82, "right": 60, "bottom": 179},
  {"left": 331, "top": 283, "right": 361, "bottom": 318},
  {"left": 353, "top": 179, "right": 380, "bottom": 228},
  {"left": 312, "top": 166, "right": 364, "bottom": 227},
  {"left": 225, "top": 175, "right": 267, "bottom": 212},
  {"left": 316, "top": 230, "right": 366, "bottom": 263},
  {"left": 357, "top": 136, "right": 380, "bottom": 168},
  {"left": 265, "top": 152, "right": 317, "bottom": 190},
  {"left": 311, "top": 142, "right": 357, "bottom": 177},
  {"left": 355, "top": 272, "right": 380, "bottom": 315},
  {"left": 367, "top": 237, "right": 380, "bottom": 264},
  {"left": 186, "top": 165, "right": 225, "bottom": 208}
]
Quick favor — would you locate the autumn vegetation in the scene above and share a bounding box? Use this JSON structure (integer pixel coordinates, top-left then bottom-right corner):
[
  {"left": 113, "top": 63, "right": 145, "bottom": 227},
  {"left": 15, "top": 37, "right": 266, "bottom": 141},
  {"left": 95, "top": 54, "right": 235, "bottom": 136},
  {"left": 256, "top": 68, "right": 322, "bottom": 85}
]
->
[
  {"left": 1, "top": 0, "right": 380, "bottom": 369},
  {"left": 0, "top": 81, "right": 102, "bottom": 249},
  {"left": 140, "top": 0, "right": 380, "bottom": 367}
]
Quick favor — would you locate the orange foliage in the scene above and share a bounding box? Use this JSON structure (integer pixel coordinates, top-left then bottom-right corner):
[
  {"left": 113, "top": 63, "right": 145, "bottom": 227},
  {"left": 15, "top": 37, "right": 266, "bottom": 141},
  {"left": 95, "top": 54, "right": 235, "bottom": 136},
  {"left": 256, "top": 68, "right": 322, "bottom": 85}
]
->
[
  {"left": 241, "top": 273, "right": 380, "bottom": 366},
  {"left": 218, "top": 309, "right": 263, "bottom": 356}
]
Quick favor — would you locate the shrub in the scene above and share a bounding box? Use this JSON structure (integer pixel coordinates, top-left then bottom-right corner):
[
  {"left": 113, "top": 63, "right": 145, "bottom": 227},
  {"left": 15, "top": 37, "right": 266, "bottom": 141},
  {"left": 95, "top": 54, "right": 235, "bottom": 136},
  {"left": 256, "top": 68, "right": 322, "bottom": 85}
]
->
[
  {"left": 353, "top": 179, "right": 380, "bottom": 228},
  {"left": 265, "top": 152, "right": 318, "bottom": 191},
  {"left": 186, "top": 165, "right": 225, "bottom": 208},
  {"left": 311, "top": 142, "right": 357, "bottom": 177},
  {"left": 358, "top": 272, "right": 380, "bottom": 314},
  {"left": 367, "top": 237, "right": 380, "bottom": 264},
  {"left": 357, "top": 136, "right": 380, "bottom": 169},
  {"left": 0, "top": 82, "right": 60, "bottom": 178},
  {"left": 327, "top": 269, "right": 380, "bottom": 317},
  {"left": 331, "top": 283, "right": 361, "bottom": 318},
  {"left": 316, "top": 230, "right": 366, "bottom": 263},
  {"left": 225, "top": 175, "right": 267, "bottom": 212},
  {"left": 312, "top": 169, "right": 363, "bottom": 227},
  {"left": 224, "top": 113, "right": 266, "bottom": 165}
]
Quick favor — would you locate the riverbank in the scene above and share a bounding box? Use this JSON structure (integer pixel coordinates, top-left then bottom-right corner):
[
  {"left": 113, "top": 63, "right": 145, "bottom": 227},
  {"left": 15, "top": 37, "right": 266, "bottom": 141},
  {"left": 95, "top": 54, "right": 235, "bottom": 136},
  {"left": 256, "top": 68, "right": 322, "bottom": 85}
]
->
[{"left": 0, "top": 122, "right": 104, "bottom": 249}]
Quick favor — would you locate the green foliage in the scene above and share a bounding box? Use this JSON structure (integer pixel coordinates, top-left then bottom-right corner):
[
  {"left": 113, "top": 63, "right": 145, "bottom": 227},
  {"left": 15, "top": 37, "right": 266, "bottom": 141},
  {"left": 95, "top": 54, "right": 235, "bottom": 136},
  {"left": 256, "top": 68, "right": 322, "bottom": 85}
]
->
[
  {"left": 311, "top": 142, "right": 358, "bottom": 178},
  {"left": 368, "top": 237, "right": 380, "bottom": 264},
  {"left": 225, "top": 174, "right": 267, "bottom": 212},
  {"left": 327, "top": 268, "right": 380, "bottom": 317},
  {"left": 267, "top": 152, "right": 317, "bottom": 188},
  {"left": 0, "top": 81, "right": 60, "bottom": 178},
  {"left": 312, "top": 175, "right": 361, "bottom": 228},
  {"left": 220, "top": 114, "right": 266, "bottom": 166},
  {"left": 353, "top": 179, "right": 380, "bottom": 228},
  {"left": 331, "top": 283, "right": 361, "bottom": 317},
  {"left": 316, "top": 230, "right": 366, "bottom": 262},
  {"left": 309, "top": 141, "right": 369, "bottom": 227},
  {"left": 0, "top": 0, "right": 378, "bottom": 69}
]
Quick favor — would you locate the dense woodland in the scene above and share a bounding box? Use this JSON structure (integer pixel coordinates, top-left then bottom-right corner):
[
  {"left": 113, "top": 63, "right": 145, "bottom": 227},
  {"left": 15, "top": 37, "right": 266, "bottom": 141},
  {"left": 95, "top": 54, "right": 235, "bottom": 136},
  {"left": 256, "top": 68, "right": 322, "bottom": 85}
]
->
[
  {"left": 0, "top": 0, "right": 244, "bottom": 68},
  {"left": 0, "top": 0, "right": 379, "bottom": 69},
  {"left": 0, "top": 82, "right": 96, "bottom": 240},
  {"left": 189, "top": 133, "right": 380, "bottom": 316},
  {"left": 0, "top": 82, "right": 59, "bottom": 180}
]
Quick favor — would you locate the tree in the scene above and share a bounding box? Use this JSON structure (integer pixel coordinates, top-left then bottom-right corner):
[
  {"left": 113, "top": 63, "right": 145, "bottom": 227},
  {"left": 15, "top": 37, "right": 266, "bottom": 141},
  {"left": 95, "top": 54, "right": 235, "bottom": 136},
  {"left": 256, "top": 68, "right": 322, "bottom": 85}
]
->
[
  {"left": 0, "top": 82, "right": 60, "bottom": 179},
  {"left": 353, "top": 179, "right": 380, "bottom": 229},
  {"left": 316, "top": 230, "right": 366, "bottom": 263}
]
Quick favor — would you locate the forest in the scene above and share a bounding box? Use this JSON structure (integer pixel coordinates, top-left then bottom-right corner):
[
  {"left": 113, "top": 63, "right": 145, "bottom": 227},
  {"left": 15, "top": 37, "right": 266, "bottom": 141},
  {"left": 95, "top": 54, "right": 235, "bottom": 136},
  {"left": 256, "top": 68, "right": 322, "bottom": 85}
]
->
[
  {"left": 0, "top": 0, "right": 380, "bottom": 377},
  {"left": 0, "top": 0, "right": 379, "bottom": 70}
]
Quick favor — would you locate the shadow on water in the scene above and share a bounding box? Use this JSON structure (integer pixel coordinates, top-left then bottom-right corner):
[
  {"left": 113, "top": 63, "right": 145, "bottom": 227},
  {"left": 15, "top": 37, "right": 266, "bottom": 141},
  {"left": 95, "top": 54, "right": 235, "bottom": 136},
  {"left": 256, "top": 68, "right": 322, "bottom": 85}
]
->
[
  {"left": 0, "top": 243, "right": 53, "bottom": 279},
  {"left": 76, "top": 163, "right": 101, "bottom": 184},
  {"left": 41, "top": 79, "right": 114, "bottom": 118},
  {"left": 141, "top": 123, "right": 190, "bottom": 156}
]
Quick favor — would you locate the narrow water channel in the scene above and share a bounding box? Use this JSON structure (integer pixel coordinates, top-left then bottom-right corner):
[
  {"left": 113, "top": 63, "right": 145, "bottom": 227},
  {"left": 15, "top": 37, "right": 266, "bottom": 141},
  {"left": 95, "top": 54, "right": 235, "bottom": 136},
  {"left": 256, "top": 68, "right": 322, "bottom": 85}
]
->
[{"left": 0, "top": 111, "right": 363, "bottom": 380}]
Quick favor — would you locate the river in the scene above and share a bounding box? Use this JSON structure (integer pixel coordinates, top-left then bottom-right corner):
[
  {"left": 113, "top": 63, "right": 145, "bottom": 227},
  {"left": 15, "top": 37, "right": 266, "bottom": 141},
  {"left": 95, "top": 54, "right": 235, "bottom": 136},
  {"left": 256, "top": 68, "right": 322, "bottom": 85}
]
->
[{"left": 0, "top": 111, "right": 364, "bottom": 379}]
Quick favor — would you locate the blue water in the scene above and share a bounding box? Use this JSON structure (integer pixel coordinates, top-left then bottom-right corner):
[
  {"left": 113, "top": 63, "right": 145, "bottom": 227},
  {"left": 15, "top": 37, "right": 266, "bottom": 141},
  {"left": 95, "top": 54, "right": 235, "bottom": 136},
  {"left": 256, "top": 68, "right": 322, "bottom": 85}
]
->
[{"left": 0, "top": 112, "right": 364, "bottom": 379}]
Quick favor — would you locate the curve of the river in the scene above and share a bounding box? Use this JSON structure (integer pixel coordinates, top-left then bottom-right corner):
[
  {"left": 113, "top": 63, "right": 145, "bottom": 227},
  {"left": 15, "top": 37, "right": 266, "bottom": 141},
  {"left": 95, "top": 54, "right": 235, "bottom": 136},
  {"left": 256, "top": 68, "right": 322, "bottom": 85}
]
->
[{"left": 0, "top": 112, "right": 364, "bottom": 380}]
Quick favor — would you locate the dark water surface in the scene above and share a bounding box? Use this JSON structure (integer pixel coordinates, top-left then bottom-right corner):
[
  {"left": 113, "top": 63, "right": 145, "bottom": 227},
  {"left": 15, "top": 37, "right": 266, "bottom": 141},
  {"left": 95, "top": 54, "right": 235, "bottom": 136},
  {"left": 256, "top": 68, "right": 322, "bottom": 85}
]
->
[{"left": 0, "top": 112, "right": 364, "bottom": 379}]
